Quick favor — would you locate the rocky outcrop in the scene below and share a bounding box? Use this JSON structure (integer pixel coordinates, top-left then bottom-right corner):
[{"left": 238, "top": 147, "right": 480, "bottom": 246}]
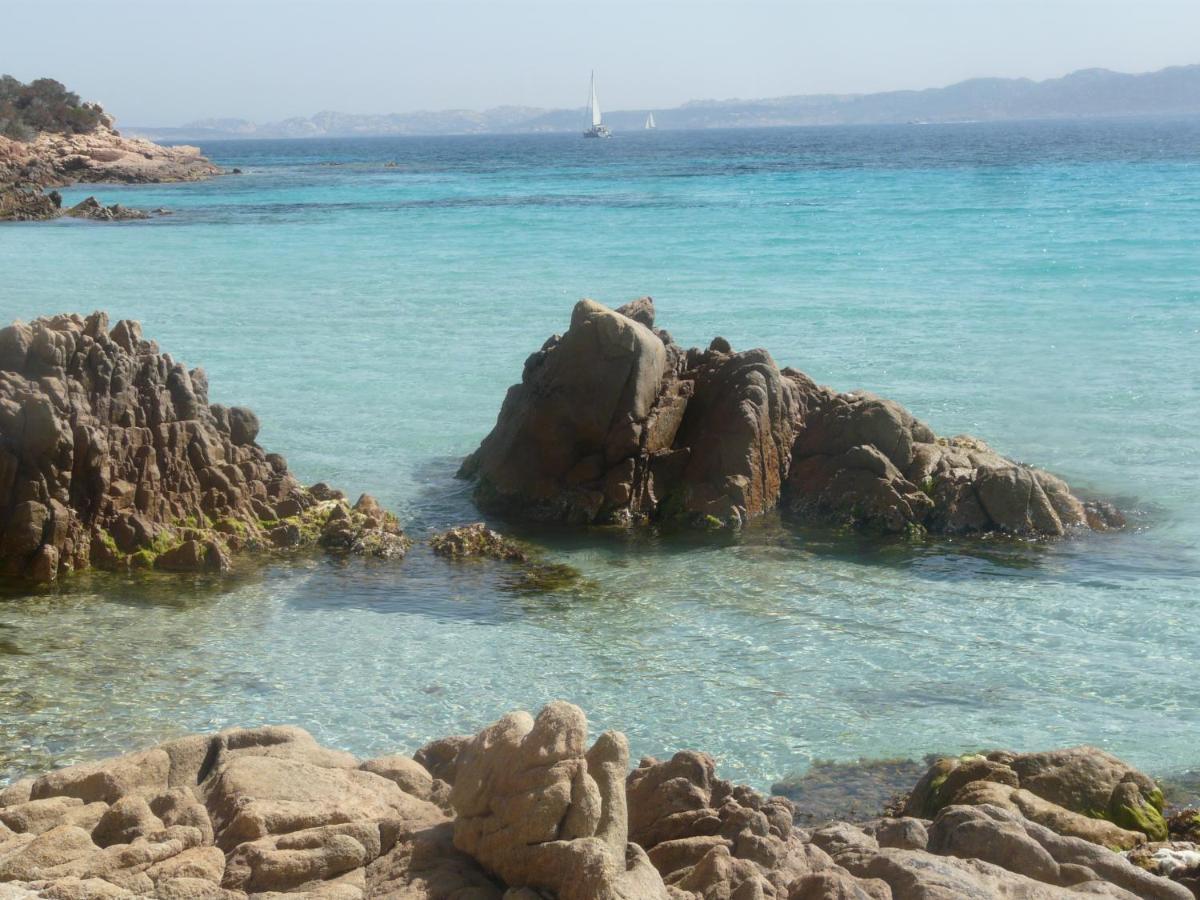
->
[
  {"left": 0, "top": 127, "right": 218, "bottom": 189},
  {"left": 0, "top": 185, "right": 60, "bottom": 222},
  {"left": 903, "top": 747, "right": 1169, "bottom": 849},
  {"left": 429, "top": 522, "right": 529, "bottom": 562},
  {"left": 0, "top": 312, "right": 408, "bottom": 582},
  {"left": 449, "top": 702, "right": 667, "bottom": 899},
  {"left": 428, "top": 522, "right": 582, "bottom": 592},
  {"left": 462, "top": 298, "right": 1122, "bottom": 536},
  {"left": 62, "top": 197, "right": 150, "bottom": 222},
  {"left": 0, "top": 125, "right": 217, "bottom": 222},
  {"left": 1, "top": 704, "right": 1192, "bottom": 900}
]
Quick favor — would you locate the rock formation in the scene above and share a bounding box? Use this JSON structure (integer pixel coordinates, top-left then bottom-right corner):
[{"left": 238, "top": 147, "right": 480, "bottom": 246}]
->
[
  {"left": 429, "top": 522, "right": 582, "bottom": 592},
  {"left": 0, "top": 125, "right": 218, "bottom": 222},
  {"left": 0, "top": 126, "right": 218, "bottom": 189},
  {"left": 62, "top": 197, "right": 150, "bottom": 222},
  {"left": 903, "top": 747, "right": 1169, "bottom": 849},
  {"left": 0, "top": 702, "right": 1194, "bottom": 899},
  {"left": 0, "top": 312, "right": 408, "bottom": 582},
  {"left": 462, "top": 298, "right": 1124, "bottom": 536}
]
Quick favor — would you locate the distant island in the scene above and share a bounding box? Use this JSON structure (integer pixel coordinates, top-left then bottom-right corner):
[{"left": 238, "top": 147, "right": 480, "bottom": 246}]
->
[{"left": 128, "top": 63, "right": 1200, "bottom": 141}]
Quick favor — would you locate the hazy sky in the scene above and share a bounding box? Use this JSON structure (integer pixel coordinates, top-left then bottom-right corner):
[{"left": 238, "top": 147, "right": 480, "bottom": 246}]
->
[{"left": 6, "top": 0, "right": 1198, "bottom": 125}]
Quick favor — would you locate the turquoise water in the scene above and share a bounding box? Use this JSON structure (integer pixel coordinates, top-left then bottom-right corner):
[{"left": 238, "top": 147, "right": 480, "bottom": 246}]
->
[{"left": 1, "top": 121, "right": 1198, "bottom": 793}]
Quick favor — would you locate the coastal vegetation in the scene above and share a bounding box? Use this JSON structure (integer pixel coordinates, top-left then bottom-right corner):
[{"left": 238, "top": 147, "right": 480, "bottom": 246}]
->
[{"left": 0, "top": 75, "right": 106, "bottom": 141}]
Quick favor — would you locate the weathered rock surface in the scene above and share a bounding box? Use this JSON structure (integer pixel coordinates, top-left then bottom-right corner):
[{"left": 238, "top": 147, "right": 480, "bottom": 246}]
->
[
  {"left": 0, "top": 706, "right": 1191, "bottom": 900},
  {"left": 62, "top": 198, "right": 150, "bottom": 222},
  {"left": 462, "top": 299, "right": 1121, "bottom": 535},
  {"left": 428, "top": 523, "right": 529, "bottom": 562},
  {"left": 0, "top": 185, "right": 60, "bottom": 222},
  {"left": 1, "top": 127, "right": 218, "bottom": 189},
  {"left": 450, "top": 701, "right": 668, "bottom": 899},
  {"left": 1, "top": 126, "right": 217, "bottom": 223},
  {"left": 0, "top": 312, "right": 408, "bottom": 581},
  {"left": 903, "top": 747, "right": 1169, "bottom": 849},
  {"left": 428, "top": 522, "right": 582, "bottom": 593}
]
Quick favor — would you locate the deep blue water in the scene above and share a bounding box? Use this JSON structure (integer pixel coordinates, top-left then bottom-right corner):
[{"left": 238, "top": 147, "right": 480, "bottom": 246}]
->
[{"left": 1, "top": 119, "right": 1198, "bottom": 792}]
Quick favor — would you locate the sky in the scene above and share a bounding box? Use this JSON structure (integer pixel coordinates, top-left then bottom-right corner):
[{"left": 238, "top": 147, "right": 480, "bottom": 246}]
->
[{"left": 5, "top": 0, "right": 1199, "bottom": 125}]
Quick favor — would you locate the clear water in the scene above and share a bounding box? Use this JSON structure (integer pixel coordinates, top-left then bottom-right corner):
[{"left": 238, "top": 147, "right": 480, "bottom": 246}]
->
[{"left": 1, "top": 120, "right": 1198, "bottom": 794}]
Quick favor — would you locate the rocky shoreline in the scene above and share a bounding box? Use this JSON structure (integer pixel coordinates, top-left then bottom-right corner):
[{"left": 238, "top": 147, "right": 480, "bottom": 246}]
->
[
  {"left": 462, "top": 298, "right": 1123, "bottom": 537},
  {"left": 0, "top": 313, "right": 407, "bottom": 582},
  {"left": 0, "top": 124, "right": 219, "bottom": 222},
  {"left": 0, "top": 701, "right": 1196, "bottom": 899}
]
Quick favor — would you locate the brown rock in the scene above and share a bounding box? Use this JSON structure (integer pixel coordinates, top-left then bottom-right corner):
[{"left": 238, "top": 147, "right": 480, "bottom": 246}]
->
[
  {"left": 462, "top": 301, "right": 1109, "bottom": 537},
  {"left": 0, "top": 313, "right": 407, "bottom": 580},
  {"left": 202, "top": 755, "right": 442, "bottom": 851},
  {"left": 450, "top": 701, "right": 668, "bottom": 900},
  {"left": 30, "top": 749, "right": 170, "bottom": 805}
]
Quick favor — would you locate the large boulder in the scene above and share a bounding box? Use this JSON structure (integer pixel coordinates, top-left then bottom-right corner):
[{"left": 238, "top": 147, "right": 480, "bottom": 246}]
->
[
  {"left": 903, "top": 747, "right": 1167, "bottom": 848},
  {"left": 462, "top": 300, "right": 1118, "bottom": 537},
  {"left": 0, "top": 312, "right": 408, "bottom": 581},
  {"left": 461, "top": 299, "right": 669, "bottom": 524},
  {"left": 449, "top": 701, "right": 668, "bottom": 900}
]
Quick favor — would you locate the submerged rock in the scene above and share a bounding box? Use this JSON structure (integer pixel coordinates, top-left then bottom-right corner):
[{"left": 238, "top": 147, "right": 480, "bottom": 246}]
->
[
  {"left": 462, "top": 298, "right": 1122, "bottom": 537},
  {"left": 0, "top": 312, "right": 408, "bottom": 582},
  {"left": 428, "top": 522, "right": 581, "bottom": 593},
  {"left": 429, "top": 522, "right": 529, "bottom": 562},
  {"left": 1, "top": 704, "right": 1190, "bottom": 899}
]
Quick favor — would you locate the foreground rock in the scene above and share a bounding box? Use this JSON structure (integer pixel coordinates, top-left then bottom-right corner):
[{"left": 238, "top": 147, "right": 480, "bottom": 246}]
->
[
  {"left": 903, "top": 747, "right": 1169, "bottom": 848},
  {"left": 0, "top": 702, "right": 1192, "bottom": 899},
  {"left": 462, "top": 298, "right": 1123, "bottom": 536},
  {"left": 0, "top": 312, "right": 408, "bottom": 582}
]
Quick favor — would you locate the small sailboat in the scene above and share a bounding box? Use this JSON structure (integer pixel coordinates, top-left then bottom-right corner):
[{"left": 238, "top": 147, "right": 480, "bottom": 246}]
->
[
  {"left": 644, "top": 112, "right": 656, "bottom": 130},
  {"left": 583, "top": 71, "right": 611, "bottom": 138}
]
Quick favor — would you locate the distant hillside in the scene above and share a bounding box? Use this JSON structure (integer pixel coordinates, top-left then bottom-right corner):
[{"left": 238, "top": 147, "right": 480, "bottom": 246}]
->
[{"left": 129, "top": 64, "right": 1200, "bottom": 140}]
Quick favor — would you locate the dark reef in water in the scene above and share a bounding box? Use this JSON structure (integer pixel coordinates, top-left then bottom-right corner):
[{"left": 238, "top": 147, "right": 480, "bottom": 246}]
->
[{"left": 461, "top": 297, "right": 1125, "bottom": 537}]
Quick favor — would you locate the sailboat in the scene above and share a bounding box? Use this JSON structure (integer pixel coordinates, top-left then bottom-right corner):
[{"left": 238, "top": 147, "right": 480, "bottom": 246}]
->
[
  {"left": 644, "top": 112, "right": 656, "bottom": 130},
  {"left": 583, "top": 71, "right": 611, "bottom": 138}
]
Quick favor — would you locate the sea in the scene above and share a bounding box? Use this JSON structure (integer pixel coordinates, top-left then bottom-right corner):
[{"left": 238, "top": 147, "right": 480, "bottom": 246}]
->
[{"left": 1, "top": 119, "right": 1198, "bottom": 799}]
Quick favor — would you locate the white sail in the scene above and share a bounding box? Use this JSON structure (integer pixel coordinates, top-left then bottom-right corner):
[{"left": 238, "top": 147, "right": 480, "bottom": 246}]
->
[
  {"left": 590, "top": 72, "right": 603, "bottom": 127},
  {"left": 645, "top": 113, "right": 655, "bottom": 129}
]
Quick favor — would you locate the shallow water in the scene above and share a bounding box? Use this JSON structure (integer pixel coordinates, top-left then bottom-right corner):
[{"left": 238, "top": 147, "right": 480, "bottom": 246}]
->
[{"left": 1, "top": 120, "right": 1198, "bottom": 793}]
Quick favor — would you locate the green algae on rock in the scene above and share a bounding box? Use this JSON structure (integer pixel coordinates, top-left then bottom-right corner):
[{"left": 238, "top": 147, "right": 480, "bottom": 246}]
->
[
  {"left": 0, "top": 312, "right": 408, "bottom": 582},
  {"left": 428, "top": 522, "right": 580, "bottom": 594},
  {"left": 904, "top": 746, "right": 1170, "bottom": 849}
]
